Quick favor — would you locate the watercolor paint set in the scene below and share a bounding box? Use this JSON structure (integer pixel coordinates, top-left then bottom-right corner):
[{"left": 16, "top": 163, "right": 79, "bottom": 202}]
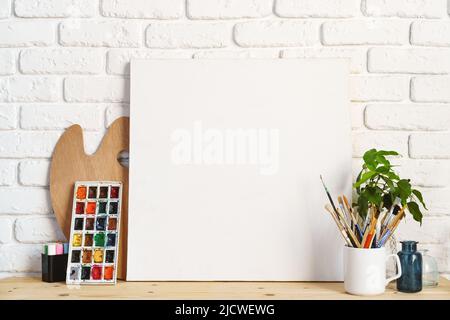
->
[
  {"left": 42, "top": 242, "right": 69, "bottom": 282},
  {"left": 66, "top": 181, "right": 122, "bottom": 285}
]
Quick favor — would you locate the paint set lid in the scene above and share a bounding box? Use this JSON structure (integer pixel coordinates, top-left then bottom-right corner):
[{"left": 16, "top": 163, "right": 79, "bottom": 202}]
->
[{"left": 43, "top": 242, "right": 69, "bottom": 256}]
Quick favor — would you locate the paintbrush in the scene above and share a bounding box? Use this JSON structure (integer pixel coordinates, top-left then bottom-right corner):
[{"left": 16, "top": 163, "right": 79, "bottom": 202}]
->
[
  {"left": 386, "top": 206, "right": 405, "bottom": 233},
  {"left": 324, "top": 205, "right": 353, "bottom": 247},
  {"left": 379, "top": 208, "right": 406, "bottom": 247},
  {"left": 343, "top": 195, "right": 357, "bottom": 224},
  {"left": 382, "top": 215, "right": 404, "bottom": 246},
  {"left": 342, "top": 195, "right": 362, "bottom": 238},
  {"left": 337, "top": 207, "right": 361, "bottom": 248},
  {"left": 381, "top": 204, "right": 400, "bottom": 235},
  {"left": 320, "top": 175, "right": 339, "bottom": 215},
  {"left": 362, "top": 207, "right": 377, "bottom": 248},
  {"left": 338, "top": 197, "right": 351, "bottom": 226}
]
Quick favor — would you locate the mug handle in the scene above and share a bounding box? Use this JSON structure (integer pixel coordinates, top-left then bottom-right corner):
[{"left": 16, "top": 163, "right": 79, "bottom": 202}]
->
[{"left": 385, "top": 253, "right": 402, "bottom": 285}]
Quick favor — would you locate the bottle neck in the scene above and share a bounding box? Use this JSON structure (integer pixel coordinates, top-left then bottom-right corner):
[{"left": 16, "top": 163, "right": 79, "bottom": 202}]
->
[{"left": 401, "top": 241, "right": 418, "bottom": 252}]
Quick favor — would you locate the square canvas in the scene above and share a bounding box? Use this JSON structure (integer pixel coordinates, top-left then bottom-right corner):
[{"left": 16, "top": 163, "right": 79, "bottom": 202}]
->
[{"left": 128, "top": 59, "right": 352, "bottom": 281}]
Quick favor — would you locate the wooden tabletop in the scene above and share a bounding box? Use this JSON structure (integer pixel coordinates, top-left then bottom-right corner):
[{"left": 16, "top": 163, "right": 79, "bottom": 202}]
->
[{"left": 0, "top": 277, "right": 449, "bottom": 300}]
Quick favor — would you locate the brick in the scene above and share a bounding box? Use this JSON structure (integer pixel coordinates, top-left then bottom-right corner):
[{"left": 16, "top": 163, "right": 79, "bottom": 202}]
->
[
  {"left": 322, "top": 20, "right": 409, "bottom": 45},
  {"left": 194, "top": 49, "right": 279, "bottom": 59},
  {"left": 146, "top": 23, "right": 230, "bottom": 49},
  {"left": 395, "top": 159, "right": 450, "bottom": 188},
  {"left": 350, "top": 103, "right": 365, "bottom": 130},
  {"left": 21, "top": 105, "right": 103, "bottom": 130},
  {"left": 234, "top": 21, "right": 319, "bottom": 48},
  {"left": 349, "top": 75, "right": 408, "bottom": 102},
  {"left": 396, "top": 216, "right": 450, "bottom": 244},
  {"left": 0, "top": 77, "right": 60, "bottom": 102},
  {"left": 0, "top": 217, "right": 13, "bottom": 243},
  {"left": 102, "top": 0, "right": 184, "bottom": 19},
  {"left": 15, "top": 0, "right": 95, "bottom": 17},
  {"left": 0, "top": 21, "right": 54, "bottom": 47},
  {"left": 411, "top": 76, "right": 450, "bottom": 103},
  {"left": 352, "top": 131, "right": 408, "bottom": 158},
  {"left": 64, "top": 77, "right": 129, "bottom": 103},
  {"left": 409, "top": 133, "right": 450, "bottom": 159},
  {"left": 107, "top": 49, "right": 192, "bottom": 75},
  {"left": 0, "top": 0, "right": 10, "bottom": 18},
  {"left": 188, "top": 0, "right": 272, "bottom": 19},
  {"left": 59, "top": 21, "right": 141, "bottom": 47},
  {"left": 0, "top": 244, "right": 42, "bottom": 272},
  {"left": 369, "top": 48, "right": 450, "bottom": 74},
  {"left": 0, "top": 104, "right": 16, "bottom": 129},
  {"left": 276, "top": 0, "right": 360, "bottom": 18},
  {"left": 106, "top": 104, "right": 129, "bottom": 127},
  {"left": 0, "top": 131, "right": 60, "bottom": 157},
  {"left": 420, "top": 188, "right": 450, "bottom": 215},
  {"left": 411, "top": 21, "right": 450, "bottom": 47},
  {"left": 362, "top": 0, "right": 446, "bottom": 18},
  {"left": 20, "top": 49, "right": 103, "bottom": 75},
  {"left": 365, "top": 104, "right": 450, "bottom": 131},
  {"left": 281, "top": 47, "right": 366, "bottom": 73},
  {"left": 0, "top": 160, "right": 16, "bottom": 186},
  {"left": 15, "top": 216, "right": 65, "bottom": 243},
  {"left": 0, "top": 187, "right": 51, "bottom": 214},
  {"left": 19, "top": 160, "right": 49, "bottom": 187},
  {"left": 0, "top": 50, "right": 15, "bottom": 75}
]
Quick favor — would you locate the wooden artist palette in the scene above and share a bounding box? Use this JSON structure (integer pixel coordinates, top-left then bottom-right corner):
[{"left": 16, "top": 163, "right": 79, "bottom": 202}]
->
[{"left": 50, "top": 117, "right": 129, "bottom": 279}]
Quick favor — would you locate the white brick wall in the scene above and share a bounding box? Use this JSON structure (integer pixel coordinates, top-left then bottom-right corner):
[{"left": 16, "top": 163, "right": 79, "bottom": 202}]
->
[
  {"left": 15, "top": 0, "right": 96, "bottom": 18},
  {"left": 0, "top": 0, "right": 449, "bottom": 279}
]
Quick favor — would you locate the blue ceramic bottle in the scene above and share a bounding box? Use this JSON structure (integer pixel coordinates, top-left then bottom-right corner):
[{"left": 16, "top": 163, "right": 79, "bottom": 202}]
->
[{"left": 397, "top": 241, "right": 422, "bottom": 293}]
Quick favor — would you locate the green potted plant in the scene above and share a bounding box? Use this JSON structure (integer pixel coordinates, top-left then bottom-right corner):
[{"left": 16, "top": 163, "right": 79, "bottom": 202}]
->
[{"left": 353, "top": 149, "right": 427, "bottom": 223}]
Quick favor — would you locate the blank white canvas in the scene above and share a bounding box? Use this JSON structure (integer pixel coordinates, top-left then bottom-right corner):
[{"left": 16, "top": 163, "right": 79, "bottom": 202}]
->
[{"left": 128, "top": 59, "right": 352, "bottom": 281}]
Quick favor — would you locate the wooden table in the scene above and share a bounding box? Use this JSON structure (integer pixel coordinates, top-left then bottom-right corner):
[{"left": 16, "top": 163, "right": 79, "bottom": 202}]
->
[{"left": 0, "top": 277, "right": 448, "bottom": 300}]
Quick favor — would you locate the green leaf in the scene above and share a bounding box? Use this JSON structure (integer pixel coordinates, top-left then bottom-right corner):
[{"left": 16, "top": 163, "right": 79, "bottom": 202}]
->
[
  {"left": 412, "top": 189, "right": 428, "bottom": 210},
  {"left": 353, "top": 171, "right": 377, "bottom": 188},
  {"left": 357, "top": 193, "right": 369, "bottom": 218},
  {"left": 376, "top": 166, "right": 390, "bottom": 174},
  {"left": 384, "top": 172, "right": 400, "bottom": 181},
  {"left": 407, "top": 201, "right": 423, "bottom": 224},
  {"left": 377, "top": 150, "right": 400, "bottom": 157},
  {"left": 363, "top": 149, "right": 377, "bottom": 170},
  {"left": 355, "top": 169, "right": 364, "bottom": 194},
  {"left": 363, "top": 186, "right": 383, "bottom": 208},
  {"left": 380, "top": 175, "right": 395, "bottom": 190},
  {"left": 397, "top": 179, "right": 412, "bottom": 200},
  {"left": 375, "top": 154, "right": 389, "bottom": 167}
]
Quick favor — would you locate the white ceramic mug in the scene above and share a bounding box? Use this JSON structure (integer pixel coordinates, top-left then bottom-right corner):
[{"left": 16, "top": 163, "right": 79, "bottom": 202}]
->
[{"left": 344, "top": 246, "right": 402, "bottom": 296}]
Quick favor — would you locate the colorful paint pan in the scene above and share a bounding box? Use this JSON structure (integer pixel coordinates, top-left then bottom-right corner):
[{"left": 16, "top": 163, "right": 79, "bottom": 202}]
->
[
  {"left": 76, "top": 186, "right": 87, "bottom": 199},
  {"left": 108, "top": 218, "right": 117, "bottom": 230},
  {"left": 94, "top": 249, "right": 104, "bottom": 263},
  {"left": 94, "top": 232, "right": 105, "bottom": 247},
  {"left": 98, "top": 201, "right": 107, "bottom": 214},
  {"left": 104, "top": 266, "right": 114, "bottom": 280},
  {"left": 88, "top": 186, "right": 97, "bottom": 198},
  {"left": 85, "top": 218, "right": 95, "bottom": 230},
  {"left": 76, "top": 202, "right": 85, "bottom": 214},
  {"left": 74, "top": 218, "right": 83, "bottom": 230},
  {"left": 86, "top": 202, "right": 96, "bottom": 214},
  {"left": 66, "top": 181, "right": 122, "bottom": 285}
]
